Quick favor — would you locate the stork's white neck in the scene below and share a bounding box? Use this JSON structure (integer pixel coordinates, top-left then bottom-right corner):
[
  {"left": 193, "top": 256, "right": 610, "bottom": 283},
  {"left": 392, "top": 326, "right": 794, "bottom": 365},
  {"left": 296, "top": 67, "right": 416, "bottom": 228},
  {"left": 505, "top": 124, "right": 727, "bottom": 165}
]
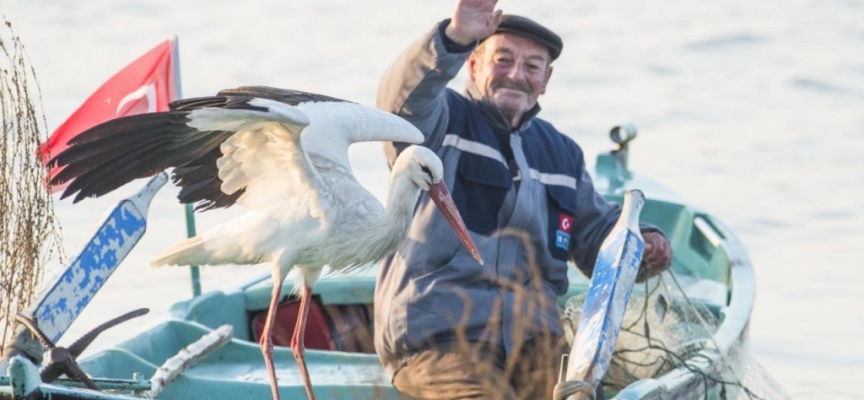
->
[
  {"left": 300, "top": 164, "right": 420, "bottom": 274},
  {"left": 298, "top": 102, "right": 424, "bottom": 172},
  {"left": 370, "top": 169, "right": 420, "bottom": 261}
]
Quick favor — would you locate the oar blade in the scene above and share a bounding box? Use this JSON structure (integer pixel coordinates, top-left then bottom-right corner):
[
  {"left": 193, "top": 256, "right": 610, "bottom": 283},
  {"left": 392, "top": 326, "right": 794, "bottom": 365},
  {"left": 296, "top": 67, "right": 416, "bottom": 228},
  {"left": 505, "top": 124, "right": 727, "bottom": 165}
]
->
[
  {"left": 30, "top": 173, "right": 168, "bottom": 343},
  {"left": 565, "top": 189, "right": 646, "bottom": 391}
]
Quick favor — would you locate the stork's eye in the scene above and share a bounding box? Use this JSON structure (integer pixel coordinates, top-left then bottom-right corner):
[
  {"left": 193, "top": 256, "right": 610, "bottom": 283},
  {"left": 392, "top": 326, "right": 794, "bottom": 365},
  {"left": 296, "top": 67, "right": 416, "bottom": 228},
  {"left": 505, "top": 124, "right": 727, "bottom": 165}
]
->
[{"left": 420, "top": 165, "right": 433, "bottom": 181}]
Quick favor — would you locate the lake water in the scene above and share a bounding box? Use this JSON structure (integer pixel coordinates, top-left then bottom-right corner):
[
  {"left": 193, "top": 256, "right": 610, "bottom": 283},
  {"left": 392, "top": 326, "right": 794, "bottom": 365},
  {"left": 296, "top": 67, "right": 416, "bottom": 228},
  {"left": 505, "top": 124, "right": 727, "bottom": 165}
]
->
[{"left": 3, "top": 0, "right": 862, "bottom": 398}]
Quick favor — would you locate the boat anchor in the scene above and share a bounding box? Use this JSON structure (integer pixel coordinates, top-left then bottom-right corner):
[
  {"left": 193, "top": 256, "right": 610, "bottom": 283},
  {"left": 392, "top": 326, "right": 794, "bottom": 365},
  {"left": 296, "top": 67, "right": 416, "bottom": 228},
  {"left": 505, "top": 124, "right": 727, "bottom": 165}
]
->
[{"left": 7, "top": 308, "right": 149, "bottom": 390}]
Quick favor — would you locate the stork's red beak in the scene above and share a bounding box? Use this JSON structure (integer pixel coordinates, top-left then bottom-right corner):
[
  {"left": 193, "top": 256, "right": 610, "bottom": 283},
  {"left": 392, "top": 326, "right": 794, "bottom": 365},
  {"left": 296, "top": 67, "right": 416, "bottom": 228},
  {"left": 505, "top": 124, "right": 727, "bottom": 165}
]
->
[{"left": 428, "top": 181, "right": 483, "bottom": 265}]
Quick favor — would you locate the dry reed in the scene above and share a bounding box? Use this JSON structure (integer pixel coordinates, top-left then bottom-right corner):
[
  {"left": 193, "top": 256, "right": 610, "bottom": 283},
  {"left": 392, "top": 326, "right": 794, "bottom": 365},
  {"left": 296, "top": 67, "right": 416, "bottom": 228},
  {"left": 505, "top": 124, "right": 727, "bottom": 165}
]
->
[{"left": 0, "top": 17, "right": 65, "bottom": 353}]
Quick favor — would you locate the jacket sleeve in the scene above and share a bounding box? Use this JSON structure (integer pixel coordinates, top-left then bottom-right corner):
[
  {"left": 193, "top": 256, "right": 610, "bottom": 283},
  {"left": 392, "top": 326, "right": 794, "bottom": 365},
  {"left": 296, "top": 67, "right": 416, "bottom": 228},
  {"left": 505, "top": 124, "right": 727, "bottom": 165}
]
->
[
  {"left": 377, "top": 20, "right": 473, "bottom": 164},
  {"left": 567, "top": 162, "right": 666, "bottom": 277},
  {"left": 567, "top": 163, "right": 620, "bottom": 277}
]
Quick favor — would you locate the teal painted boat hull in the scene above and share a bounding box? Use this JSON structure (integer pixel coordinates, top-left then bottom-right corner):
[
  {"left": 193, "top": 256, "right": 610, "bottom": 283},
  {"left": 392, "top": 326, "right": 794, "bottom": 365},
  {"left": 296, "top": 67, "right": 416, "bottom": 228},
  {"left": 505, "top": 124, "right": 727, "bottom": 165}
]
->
[{"left": 1, "top": 128, "right": 755, "bottom": 400}]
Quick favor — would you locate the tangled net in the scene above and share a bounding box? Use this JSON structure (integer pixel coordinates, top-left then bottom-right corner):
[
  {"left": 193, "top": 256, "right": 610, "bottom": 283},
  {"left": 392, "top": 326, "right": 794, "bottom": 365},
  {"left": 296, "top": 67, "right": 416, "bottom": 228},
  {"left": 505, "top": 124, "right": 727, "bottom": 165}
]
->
[
  {"left": 561, "top": 272, "right": 792, "bottom": 400},
  {"left": 0, "top": 17, "right": 64, "bottom": 353}
]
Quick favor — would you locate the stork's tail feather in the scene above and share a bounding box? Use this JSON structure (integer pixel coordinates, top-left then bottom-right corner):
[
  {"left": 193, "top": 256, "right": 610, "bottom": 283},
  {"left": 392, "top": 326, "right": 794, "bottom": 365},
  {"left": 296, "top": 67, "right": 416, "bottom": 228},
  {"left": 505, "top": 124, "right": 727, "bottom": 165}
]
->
[{"left": 151, "top": 237, "right": 208, "bottom": 267}]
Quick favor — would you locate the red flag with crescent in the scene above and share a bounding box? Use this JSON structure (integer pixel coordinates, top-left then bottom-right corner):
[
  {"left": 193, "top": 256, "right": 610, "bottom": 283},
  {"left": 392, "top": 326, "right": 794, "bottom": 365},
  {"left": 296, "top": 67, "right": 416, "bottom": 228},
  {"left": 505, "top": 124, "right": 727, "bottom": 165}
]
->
[{"left": 41, "top": 38, "right": 178, "bottom": 193}]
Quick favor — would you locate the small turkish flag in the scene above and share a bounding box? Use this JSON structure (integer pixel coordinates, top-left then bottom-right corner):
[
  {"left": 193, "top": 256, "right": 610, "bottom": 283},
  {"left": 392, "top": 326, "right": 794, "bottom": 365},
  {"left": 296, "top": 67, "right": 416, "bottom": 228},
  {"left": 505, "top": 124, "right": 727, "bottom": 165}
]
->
[{"left": 40, "top": 39, "right": 178, "bottom": 192}]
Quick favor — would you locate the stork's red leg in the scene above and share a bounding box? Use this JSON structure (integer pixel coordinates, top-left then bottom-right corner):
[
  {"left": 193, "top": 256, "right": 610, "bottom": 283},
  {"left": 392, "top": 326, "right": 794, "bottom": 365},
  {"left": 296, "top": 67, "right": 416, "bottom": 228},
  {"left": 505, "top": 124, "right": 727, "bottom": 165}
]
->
[
  {"left": 260, "top": 275, "right": 284, "bottom": 400},
  {"left": 291, "top": 285, "right": 316, "bottom": 400}
]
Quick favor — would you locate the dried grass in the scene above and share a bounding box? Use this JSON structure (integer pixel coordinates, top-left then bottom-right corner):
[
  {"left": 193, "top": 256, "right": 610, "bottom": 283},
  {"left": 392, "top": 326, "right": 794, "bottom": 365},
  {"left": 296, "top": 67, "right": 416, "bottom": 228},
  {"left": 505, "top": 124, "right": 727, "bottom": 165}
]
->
[{"left": 0, "top": 16, "right": 65, "bottom": 353}]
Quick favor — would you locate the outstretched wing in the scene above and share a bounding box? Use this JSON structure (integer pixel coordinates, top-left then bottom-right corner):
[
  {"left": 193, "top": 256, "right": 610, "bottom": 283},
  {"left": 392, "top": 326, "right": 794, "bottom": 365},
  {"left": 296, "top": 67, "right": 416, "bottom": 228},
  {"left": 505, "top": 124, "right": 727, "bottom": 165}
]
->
[
  {"left": 222, "top": 86, "right": 425, "bottom": 174},
  {"left": 49, "top": 110, "right": 234, "bottom": 204},
  {"left": 174, "top": 85, "right": 426, "bottom": 210},
  {"left": 50, "top": 85, "right": 424, "bottom": 211},
  {"left": 49, "top": 89, "right": 310, "bottom": 210},
  {"left": 169, "top": 87, "right": 343, "bottom": 210}
]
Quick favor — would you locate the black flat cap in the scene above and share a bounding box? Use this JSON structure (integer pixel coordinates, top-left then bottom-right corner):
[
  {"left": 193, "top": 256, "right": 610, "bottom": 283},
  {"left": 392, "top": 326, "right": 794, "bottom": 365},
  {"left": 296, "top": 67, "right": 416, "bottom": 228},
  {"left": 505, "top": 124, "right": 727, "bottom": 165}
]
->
[{"left": 492, "top": 15, "right": 563, "bottom": 61}]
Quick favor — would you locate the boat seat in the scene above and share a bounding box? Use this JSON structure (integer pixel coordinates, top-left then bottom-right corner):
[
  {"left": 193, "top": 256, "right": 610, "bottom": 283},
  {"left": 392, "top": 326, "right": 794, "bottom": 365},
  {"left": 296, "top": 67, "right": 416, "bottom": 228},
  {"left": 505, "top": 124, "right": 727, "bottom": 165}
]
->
[
  {"left": 321, "top": 303, "right": 376, "bottom": 353},
  {"left": 250, "top": 296, "right": 375, "bottom": 353}
]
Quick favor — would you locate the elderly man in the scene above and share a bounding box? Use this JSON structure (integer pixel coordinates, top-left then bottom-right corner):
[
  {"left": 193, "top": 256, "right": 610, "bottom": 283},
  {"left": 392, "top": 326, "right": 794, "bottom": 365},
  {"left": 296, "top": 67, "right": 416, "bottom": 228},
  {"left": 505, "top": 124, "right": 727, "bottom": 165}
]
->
[{"left": 374, "top": 1, "right": 672, "bottom": 399}]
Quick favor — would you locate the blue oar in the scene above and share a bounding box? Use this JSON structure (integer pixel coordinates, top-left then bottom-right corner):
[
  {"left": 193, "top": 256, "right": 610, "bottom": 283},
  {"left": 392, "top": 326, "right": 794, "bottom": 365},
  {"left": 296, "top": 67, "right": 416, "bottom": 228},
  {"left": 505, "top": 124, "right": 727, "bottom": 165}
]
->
[
  {"left": 557, "top": 189, "right": 646, "bottom": 400},
  {"left": 30, "top": 173, "right": 168, "bottom": 344}
]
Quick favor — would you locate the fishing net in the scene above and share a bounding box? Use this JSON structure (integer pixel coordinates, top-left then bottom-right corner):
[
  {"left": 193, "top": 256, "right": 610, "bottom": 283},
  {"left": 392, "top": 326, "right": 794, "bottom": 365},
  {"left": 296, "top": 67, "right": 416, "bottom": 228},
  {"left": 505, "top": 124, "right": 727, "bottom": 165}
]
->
[
  {"left": 0, "top": 17, "right": 64, "bottom": 353},
  {"left": 561, "top": 272, "right": 792, "bottom": 400}
]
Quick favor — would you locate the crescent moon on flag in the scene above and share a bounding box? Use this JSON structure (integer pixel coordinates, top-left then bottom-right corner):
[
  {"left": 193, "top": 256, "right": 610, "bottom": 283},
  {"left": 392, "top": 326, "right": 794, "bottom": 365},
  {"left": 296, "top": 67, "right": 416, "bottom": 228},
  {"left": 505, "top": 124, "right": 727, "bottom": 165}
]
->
[{"left": 116, "top": 83, "right": 157, "bottom": 116}]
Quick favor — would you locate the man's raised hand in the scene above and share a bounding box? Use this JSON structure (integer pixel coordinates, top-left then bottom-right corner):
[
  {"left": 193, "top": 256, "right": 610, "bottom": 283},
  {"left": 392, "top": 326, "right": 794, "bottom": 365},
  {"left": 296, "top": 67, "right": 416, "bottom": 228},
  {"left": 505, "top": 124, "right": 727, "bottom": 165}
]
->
[{"left": 445, "top": 0, "right": 504, "bottom": 46}]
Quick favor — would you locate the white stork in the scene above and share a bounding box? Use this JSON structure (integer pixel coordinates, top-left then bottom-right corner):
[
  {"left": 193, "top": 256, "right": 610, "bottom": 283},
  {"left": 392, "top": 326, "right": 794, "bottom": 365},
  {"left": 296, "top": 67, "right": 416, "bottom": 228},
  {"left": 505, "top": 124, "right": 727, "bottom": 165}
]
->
[{"left": 49, "top": 86, "right": 483, "bottom": 400}]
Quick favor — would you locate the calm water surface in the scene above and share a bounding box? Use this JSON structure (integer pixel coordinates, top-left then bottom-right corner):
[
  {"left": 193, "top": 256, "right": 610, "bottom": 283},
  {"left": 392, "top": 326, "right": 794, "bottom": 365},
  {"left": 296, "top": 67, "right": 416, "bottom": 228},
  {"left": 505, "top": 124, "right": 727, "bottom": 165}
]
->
[{"left": 3, "top": 1, "right": 863, "bottom": 398}]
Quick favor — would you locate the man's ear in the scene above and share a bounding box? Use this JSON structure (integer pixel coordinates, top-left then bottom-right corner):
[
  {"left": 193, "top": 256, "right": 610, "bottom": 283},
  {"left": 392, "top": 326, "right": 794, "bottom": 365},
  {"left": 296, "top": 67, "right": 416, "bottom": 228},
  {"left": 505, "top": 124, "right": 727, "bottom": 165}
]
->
[
  {"left": 540, "top": 66, "right": 554, "bottom": 95},
  {"left": 467, "top": 52, "right": 478, "bottom": 81}
]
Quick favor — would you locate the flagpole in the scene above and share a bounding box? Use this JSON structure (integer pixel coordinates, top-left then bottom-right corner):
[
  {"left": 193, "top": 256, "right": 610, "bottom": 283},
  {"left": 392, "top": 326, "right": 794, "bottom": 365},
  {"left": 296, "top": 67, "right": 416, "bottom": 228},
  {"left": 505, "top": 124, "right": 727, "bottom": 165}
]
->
[{"left": 172, "top": 35, "right": 202, "bottom": 297}]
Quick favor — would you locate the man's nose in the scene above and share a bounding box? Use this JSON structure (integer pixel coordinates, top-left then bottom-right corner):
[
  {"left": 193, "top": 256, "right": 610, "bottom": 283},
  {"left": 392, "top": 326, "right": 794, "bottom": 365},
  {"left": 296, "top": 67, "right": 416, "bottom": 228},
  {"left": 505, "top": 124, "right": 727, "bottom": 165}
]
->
[{"left": 505, "top": 64, "right": 525, "bottom": 80}]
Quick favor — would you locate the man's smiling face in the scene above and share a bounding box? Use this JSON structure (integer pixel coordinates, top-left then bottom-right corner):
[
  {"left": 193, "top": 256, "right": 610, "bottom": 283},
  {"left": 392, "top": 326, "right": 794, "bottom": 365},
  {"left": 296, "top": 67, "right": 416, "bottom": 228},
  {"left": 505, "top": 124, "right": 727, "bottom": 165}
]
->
[{"left": 468, "top": 33, "right": 553, "bottom": 127}]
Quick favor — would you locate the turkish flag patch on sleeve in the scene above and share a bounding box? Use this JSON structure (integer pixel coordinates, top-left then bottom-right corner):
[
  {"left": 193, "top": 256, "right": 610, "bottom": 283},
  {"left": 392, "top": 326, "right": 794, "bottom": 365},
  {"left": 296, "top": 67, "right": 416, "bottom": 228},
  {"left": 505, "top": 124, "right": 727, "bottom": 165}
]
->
[{"left": 555, "top": 214, "right": 574, "bottom": 250}]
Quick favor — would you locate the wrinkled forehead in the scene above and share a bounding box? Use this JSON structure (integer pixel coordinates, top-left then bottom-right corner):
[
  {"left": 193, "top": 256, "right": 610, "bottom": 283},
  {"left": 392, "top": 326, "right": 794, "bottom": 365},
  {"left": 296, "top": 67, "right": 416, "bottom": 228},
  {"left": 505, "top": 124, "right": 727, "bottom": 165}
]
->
[{"left": 481, "top": 33, "right": 552, "bottom": 63}]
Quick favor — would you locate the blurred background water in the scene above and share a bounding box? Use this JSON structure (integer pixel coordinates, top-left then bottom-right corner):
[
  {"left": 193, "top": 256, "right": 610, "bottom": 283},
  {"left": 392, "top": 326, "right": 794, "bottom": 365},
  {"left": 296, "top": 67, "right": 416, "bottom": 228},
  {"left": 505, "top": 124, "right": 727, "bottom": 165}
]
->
[{"left": 2, "top": 0, "right": 862, "bottom": 398}]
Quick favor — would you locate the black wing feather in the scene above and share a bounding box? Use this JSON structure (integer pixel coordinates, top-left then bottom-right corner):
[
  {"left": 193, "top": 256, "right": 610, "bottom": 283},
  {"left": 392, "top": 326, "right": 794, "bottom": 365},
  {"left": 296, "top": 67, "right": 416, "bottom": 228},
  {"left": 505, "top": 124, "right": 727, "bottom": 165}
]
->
[
  {"left": 217, "top": 86, "right": 351, "bottom": 106},
  {"left": 171, "top": 147, "right": 244, "bottom": 211},
  {"left": 63, "top": 127, "right": 234, "bottom": 202},
  {"left": 49, "top": 113, "right": 191, "bottom": 185},
  {"left": 60, "top": 137, "right": 170, "bottom": 200}
]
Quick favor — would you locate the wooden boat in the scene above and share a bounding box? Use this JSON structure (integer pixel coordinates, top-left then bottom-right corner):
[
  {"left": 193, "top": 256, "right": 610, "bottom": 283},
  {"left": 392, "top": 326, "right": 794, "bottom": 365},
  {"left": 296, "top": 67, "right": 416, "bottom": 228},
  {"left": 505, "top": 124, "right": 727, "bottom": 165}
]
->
[{"left": 0, "top": 125, "right": 755, "bottom": 400}]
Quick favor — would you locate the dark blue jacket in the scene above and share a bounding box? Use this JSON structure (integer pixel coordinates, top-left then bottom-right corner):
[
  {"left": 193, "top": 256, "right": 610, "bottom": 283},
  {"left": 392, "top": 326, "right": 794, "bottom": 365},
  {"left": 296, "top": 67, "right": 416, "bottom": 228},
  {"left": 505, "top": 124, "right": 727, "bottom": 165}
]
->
[{"left": 374, "top": 20, "right": 628, "bottom": 375}]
